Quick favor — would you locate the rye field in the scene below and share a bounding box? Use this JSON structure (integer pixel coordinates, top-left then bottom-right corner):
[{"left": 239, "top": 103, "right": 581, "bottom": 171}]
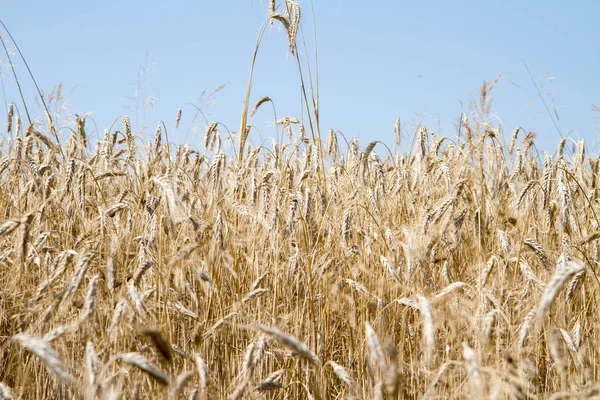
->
[{"left": 1, "top": 2, "right": 600, "bottom": 399}]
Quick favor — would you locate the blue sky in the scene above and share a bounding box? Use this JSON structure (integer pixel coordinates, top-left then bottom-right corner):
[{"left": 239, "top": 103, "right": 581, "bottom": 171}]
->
[{"left": 2, "top": 1, "right": 599, "bottom": 153}]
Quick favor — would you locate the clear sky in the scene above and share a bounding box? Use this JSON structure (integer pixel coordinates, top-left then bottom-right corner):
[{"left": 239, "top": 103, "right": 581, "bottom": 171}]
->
[{"left": 2, "top": 1, "right": 599, "bottom": 153}]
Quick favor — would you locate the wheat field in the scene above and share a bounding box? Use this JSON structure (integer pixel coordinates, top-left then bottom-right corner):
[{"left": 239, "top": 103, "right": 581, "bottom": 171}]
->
[{"left": 1, "top": 2, "right": 600, "bottom": 400}]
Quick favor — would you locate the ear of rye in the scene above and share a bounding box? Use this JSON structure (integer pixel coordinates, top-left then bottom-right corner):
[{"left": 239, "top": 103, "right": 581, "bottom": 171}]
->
[
  {"left": 536, "top": 261, "right": 585, "bottom": 319},
  {"left": 256, "top": 324, "right": 318, "bottom": 365}
]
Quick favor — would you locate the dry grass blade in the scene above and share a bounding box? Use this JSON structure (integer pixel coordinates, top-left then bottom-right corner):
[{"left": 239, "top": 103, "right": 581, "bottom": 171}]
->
[
  {"left": 256, "top": 324, "right": 319, "bottom": 365},
  {"left": 12, "top": 334, "right": 75, "bottom": 385},
  {"left": 115, "top": 352, "right": 169, "bottom": 386}
]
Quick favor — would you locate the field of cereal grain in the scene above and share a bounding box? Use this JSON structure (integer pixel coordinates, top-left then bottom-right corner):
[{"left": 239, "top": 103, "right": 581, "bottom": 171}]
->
[{"left": 1, "top": 2, "right": 599, "bottom": 399}]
